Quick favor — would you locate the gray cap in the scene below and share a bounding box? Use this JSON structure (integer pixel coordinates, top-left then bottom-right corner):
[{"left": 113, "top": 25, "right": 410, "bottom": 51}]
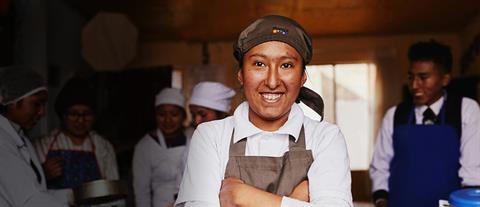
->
[
  {"left": 233, "top": 15, "right": 313, "bottom": 65},
  {"left": 0, "top": 66, "right": 47, "bottom": 105}
]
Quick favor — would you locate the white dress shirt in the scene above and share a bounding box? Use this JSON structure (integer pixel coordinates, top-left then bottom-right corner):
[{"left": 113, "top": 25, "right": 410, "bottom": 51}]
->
[
  {"left": 133, "top": 128, "right": 194, "bottom": 207},
  {"left": 175, "top": 102, "right": 353, "bottom": 207},
  {"left": 370, "top": 96, "right": 480, "bottom": 192},
  {"left": 0, "top": 115, "right": 67, "bottom": 207}
]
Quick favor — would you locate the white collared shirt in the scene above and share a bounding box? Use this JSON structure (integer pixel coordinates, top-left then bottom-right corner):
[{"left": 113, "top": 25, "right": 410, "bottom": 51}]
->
[
  {"left": 370, "top": 96, "right": 480, "bottom": 192},
  {"left": 133, "top": 128, "right": 194, "bottom": 207},
  {"left": 176, "top": 102, "right": 353, "bottom": 207},
  {"left": 0, "top": 115, "right": 67, "bottom": 207}
]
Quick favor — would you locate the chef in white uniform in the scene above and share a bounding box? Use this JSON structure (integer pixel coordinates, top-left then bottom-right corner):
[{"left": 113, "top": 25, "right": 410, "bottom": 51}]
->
[
  {"left": 0, "top": 67, "right": 68, "bottom": 207},
  {"left": 133, "top": 88, "right": 194, "bottom": 207}
]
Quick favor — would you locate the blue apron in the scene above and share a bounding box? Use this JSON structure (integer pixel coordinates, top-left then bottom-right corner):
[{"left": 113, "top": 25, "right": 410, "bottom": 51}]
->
[
  {"left": 388, "top": 103, "right": 461, "bottom": 207},
  {"left": 46, "top": 133, "right": 102, "bottom": 189}
]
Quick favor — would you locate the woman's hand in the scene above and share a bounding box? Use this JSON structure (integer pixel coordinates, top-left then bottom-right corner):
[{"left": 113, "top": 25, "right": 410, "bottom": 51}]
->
[
  {"left": 289, "top": 180, "right": 309, "bottom": 202},
  {"left": 220, "top": 177, "right": 246, "bottom": 207},
  {"left": 220, "top": 177, "right": 283, "bottom": 207},
  {"left": 42, "top": 156, "right": 63, "bottom": 180}
]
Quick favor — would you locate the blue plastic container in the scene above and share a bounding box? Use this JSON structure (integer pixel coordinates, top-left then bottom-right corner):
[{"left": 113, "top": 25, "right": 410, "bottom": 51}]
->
[{"left": 449, "top": 189, "right": 480, "bottom": 207}]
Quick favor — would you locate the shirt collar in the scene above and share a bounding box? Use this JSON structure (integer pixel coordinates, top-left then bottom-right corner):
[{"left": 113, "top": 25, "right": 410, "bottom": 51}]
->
[
  {"left": 0, "top": 115, "right": 27, "bottom": 147},
  {"left": 415, "top": 94, "right": 445, "bottom": 116},
  {"left": 232, "top": 102, "right": 304, "bottom": 143}
]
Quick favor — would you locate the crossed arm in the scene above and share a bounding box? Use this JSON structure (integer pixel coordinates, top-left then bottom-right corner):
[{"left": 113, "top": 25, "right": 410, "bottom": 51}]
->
[
  {"left": 175, "top": 124, "right": 352, "bottom": 207},
  {"left": 219, "top": 177, "right": 309, "bottom": 207}
]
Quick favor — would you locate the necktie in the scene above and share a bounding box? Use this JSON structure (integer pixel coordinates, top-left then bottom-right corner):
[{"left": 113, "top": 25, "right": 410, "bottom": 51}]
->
[{"left": 422, "top": 107, "right": 438, "bottom": 125}]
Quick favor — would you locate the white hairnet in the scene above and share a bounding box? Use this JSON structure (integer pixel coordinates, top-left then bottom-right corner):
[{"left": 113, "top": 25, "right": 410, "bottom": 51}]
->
[
  {"left": 0, "top": 66, "right": 47, "bottom": 105},
  {"left": 155, "top": 88, "right": 185, "bottom": 108},
  {"left": 189, "top": 81, "right": 236, "bottom": 112}
]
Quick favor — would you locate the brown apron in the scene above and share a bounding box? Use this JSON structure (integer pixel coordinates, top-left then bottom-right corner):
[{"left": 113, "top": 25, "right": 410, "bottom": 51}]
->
[{"left": 224, "top": 126, "right": 314, "bottom": 196}]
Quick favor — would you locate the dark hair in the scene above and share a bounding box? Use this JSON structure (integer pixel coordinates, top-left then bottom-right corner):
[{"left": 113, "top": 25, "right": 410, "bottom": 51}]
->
[
  {"left": 408, "top": 40, "right": 453, "bottom": 74},
  {"left": 55, "top": 77, "right": 97, "bottom": 119},
  {"left": 214, "top": 110, "right": 229, "bottom": 119},
  {"left": 0, "top": 104, "right": 6, "bottom": 114}
]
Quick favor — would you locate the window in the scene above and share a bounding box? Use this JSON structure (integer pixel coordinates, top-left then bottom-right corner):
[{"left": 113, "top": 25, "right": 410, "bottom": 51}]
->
[{"left": 300, "top": 63, "right": 376, "bottom": 170}]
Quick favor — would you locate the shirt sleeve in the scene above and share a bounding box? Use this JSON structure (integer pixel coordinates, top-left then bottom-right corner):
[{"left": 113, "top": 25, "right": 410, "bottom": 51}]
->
[
  {"left": 132, "top": 137, "right": 153, "bottom": 207},
  {"left": 369, "top": 107, "right": 396, "bottom": 192},
  {"left": 280, "top": 196, "right": 310, "bottom": 207},
  {"left": 306, "top": 124, "right": 353, "bottom": 207},
  {"left": 459, "top": 98, "right": 480, "bottom": 186},
  {"left": 175, "top": 125, "right": 223, "bottom": 207},
  {"left": 100, "top": 138, "right": 119, "bottom": 180},
  {"left": 48, "top": 188, "right": 74, "bottom": 205},
  {"left": 0, "top": 143, "right": 67, "bottom": 207}
]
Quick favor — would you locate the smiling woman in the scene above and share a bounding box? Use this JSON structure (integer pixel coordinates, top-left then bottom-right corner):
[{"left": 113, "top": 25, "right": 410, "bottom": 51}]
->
[
  {"left": 175, "top": 15, "right": 353, "bottom": 207},
  {"left": 132, "top": 88, "right": 195, "bottom": 207},
  {"left": 239, "top": 41, "right": 306, "bottom": 131}
]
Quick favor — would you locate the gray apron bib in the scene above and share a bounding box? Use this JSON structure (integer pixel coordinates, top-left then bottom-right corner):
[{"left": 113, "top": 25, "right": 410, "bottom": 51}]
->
[{"left": 224, "top": 126, "right": 313, "bottom": 196}]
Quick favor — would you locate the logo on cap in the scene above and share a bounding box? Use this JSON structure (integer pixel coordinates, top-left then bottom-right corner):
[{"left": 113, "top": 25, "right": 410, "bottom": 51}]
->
[{"left": 272, "top": 27, "right": 288, "bottom": 35}]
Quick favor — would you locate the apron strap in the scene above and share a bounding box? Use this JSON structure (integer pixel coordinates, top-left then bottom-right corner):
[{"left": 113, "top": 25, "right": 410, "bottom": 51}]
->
[
  {"left": 228, "top": 125, "right": 306, "bottom": 156},
  {"left": 288, "top": 126, "right": 306, "bottom": 151},
  {"left": 228, "top": 129, "right": 246, "bottom": 156},
  {"left": 46, "top": 130, "right": 62, "bottom": 152}
]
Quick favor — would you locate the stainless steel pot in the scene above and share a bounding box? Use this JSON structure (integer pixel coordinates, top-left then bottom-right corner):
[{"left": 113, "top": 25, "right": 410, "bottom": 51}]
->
[{"left": 73, "top": 179, "right": 127, "bottom": 205}]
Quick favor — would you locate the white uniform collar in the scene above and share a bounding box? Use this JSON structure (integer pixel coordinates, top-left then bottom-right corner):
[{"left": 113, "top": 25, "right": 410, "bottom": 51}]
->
[
  {"left": 233, "top": 102, "right": 304, "bottom": 143},
  {"left": 415, "top": 95, "right": 445, "bottom": 116},
  {"left": 156, "top": 128, "right": 167, "bottom": 148},
  {"left": 0, "top": 115, "right": 27, "bottom": 148}
]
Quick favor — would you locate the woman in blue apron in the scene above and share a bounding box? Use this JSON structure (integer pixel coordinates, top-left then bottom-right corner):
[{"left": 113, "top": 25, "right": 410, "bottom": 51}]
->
[
  {"left": 176, "top": 15, "right": 353, "bottom": 207},
  {"left": 33, "top": 77, "right": 119, "bottom": 205}
]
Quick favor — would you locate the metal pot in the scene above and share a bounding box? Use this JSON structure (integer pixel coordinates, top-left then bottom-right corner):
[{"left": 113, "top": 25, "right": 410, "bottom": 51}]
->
[{"left": 73, "top": 179, "right": 127, "bottom": 205}]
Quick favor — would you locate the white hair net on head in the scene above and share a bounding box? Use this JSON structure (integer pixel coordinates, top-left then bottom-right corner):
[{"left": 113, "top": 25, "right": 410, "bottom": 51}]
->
[{"left": 0, "top": 66, "right": 47, "bottom": 105}]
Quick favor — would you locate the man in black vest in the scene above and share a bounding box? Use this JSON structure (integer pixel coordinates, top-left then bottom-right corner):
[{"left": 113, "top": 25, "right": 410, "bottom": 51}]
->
[{"left": 370, "top": 40, "right": 480, "bottom": 207}]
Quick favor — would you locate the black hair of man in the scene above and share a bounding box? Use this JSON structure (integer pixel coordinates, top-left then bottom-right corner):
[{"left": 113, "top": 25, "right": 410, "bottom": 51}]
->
[{"left": 408, "top": 40, "right": 453, "bottom": 74}]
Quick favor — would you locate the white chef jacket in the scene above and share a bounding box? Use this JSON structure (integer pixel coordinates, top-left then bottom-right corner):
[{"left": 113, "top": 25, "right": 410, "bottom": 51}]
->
[
  {"left": 370, "top": 96, "right": 480, "bottom": 192},
  {"left": 133, "top": 127, "right": 194, "bottom": 207},
  {"left": 175, "top": 102, "right": 353, "bottom": 207},
  {"left": 33, "top": 130, "right": 120, "bottom": 205},
  {"left": 0, "top": 115, "right": 67, "bottom": 207}
]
